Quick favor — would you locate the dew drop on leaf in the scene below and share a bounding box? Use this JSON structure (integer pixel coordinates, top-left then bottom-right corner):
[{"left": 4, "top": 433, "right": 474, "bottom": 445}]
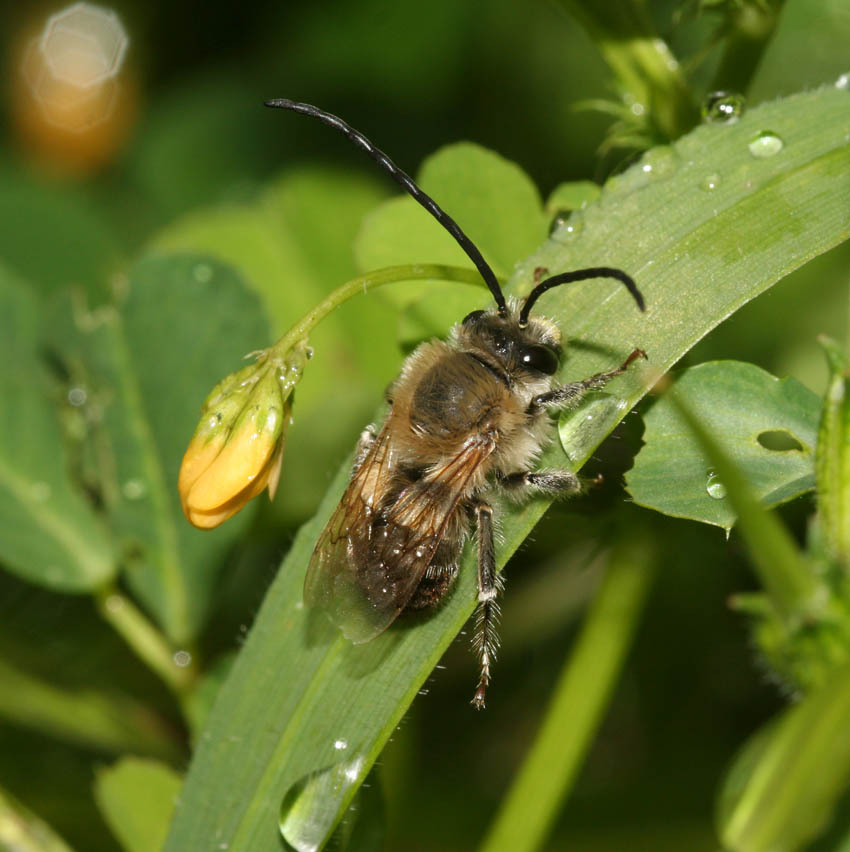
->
[
  {"left": 702, "top": 91, "right": 746, "bottom": 124},
  {"left": 748, "top": 131, "right": 784, "bottom": 158},
  {"left": 706, "top": 470, "right": 727, "bottom": 500},
  {"left": 700, "top": 174, "right": 721, "bottom": 192}
]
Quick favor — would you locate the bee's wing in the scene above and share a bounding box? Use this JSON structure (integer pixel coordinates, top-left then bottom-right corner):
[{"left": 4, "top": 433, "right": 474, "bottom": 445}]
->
[{"left": 305, "top": 423, "right": 495, "bottom": 643}]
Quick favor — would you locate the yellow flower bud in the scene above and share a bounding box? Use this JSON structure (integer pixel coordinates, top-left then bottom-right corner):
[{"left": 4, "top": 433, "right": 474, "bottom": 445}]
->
[{"left": 179, "top": 348, "right": 303, "bottom": 529}]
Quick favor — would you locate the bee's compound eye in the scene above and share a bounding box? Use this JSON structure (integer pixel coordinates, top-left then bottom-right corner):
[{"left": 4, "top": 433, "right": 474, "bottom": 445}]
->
[
  {"left": 462, "top": 309, "right": 486, "bottom": 325},
  {"left": 521, "top": 344, "right": 560, "bottom": 375}
]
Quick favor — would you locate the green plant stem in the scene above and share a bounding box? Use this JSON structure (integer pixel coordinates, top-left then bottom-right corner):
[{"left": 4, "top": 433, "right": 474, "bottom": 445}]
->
[
  {"left": 668, "top": 389, "right": 822, "bottom": 624},
  {"left": 270, "top": 264, "right": 488, "bottom": 358},
  {"left": 0, "top": 657, "right": 182, "bottom": 762},
  {"left": 479, "top": 527, "right": 655, "bottom": 852},
  {"left": 95, "top": 586, "right": 197, "bottom": 699},
  {"left": 0, "top": 786, "right": 76, "bottom": 852},
  {"left": 559, "top": 0, "right": 698, "bottom": 140},
  {"left": 710, "top": 0, "right": 787, "bottom": 96}
]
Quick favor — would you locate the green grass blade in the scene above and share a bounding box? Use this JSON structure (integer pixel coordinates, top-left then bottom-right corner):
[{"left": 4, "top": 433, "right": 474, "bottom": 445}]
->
[
  {"left": 479, "top": 527, "right": 655, "bottom": 852},
  {"left": 164, "top": 87, "right": 850, "bottom": 852}
]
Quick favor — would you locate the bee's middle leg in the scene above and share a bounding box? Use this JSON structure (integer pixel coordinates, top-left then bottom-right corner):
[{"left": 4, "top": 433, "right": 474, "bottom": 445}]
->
[{"left": 498, "top": 469, "right": 584, "bottom": 497}]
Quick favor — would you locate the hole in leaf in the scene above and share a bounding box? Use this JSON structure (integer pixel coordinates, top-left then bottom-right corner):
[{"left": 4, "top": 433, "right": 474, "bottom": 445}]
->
[{"left": 757, "top": 430, "right": 803, "bottom": 452}]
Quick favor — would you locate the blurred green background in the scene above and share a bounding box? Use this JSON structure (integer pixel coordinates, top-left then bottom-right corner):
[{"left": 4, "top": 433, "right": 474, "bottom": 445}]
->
[{"left": 0, "top": 0, "right": 848, "bottom": 850}]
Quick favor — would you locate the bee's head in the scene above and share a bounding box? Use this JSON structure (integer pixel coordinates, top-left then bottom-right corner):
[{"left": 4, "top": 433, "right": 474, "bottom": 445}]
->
[
  {"left": 456, "top": 301, "right": 563, "bottom": 377},
  {"left": 456, "top": 265, "right": 645, "bottom": 378}
]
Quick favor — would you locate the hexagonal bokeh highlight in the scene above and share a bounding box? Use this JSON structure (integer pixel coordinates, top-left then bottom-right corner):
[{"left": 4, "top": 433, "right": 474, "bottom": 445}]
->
[{"left": 39, "top": 2, "right": 128, "bottom": 89}]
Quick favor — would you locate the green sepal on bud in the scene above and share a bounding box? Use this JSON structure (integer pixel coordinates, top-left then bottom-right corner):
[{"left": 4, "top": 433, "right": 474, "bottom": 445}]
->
[{"left": 178, "top": 342, "right": 310, "bottom": 529}]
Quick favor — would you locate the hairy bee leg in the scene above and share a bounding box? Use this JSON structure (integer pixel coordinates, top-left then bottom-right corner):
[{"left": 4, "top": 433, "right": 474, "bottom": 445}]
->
[
  {"left": 498, "top": 469, "right": 583, "bottom": 497},
  {"left": 529, "top": 347, "right": 647, "bottom": 412},
  {"left": 471, "top": 501, "right": 503, "bottom": 709}
]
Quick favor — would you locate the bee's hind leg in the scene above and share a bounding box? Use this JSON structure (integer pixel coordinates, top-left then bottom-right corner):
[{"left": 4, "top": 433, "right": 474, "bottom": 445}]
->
[{"left": 471, "top": 501, "right": 503, "bottom": 709}]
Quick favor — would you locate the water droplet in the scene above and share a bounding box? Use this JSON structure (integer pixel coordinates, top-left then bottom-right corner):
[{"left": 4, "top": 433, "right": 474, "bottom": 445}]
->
[
  {"left": 173, "top": 650, "right": 192, "bottom": 667},
  {"left": 706, "top": 471, "right": 727, "bottom": 499},
  {"left": 700, "top": 173, "right": 721, "bottom": 192},
  {"left": 639, "top": 146, "right": 678, "bottom": 179},
  {"left": 835, "top": 72, "right": 850, "bottom": 91},
  {"left": 67, "top": 386, "right": 87, "bottom": 406},
  {"left": 334, "top": 739, "right": 348, "bottom": 751},
  {"left": 563, "top": 219, "right": 583, "bottom": 238},
  {"left": 280, "top": 754, "right": 366, "bottom": 852},
  {"left": 29, "top": 481, "right": 52, "bottom": 502},
  {"left": 548, "top": 208, "right": 570, "bottom": 237},
  {"left": 748, "top": 130, "right": 784, "bottom": 159},
  {"left": 702, "top": 91, "right": 746, "bottom": 124},
  {"left": 122, "top": 479, "right": 146, "bottom": 500},
  {"left": 193, "top": 263, "right": 213, "bottom": 283}
]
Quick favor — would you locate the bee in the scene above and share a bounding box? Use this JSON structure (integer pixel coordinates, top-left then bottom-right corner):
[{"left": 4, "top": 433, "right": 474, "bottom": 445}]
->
[{"left": 265, "top": 99, "right": 646, "bottom": 707}]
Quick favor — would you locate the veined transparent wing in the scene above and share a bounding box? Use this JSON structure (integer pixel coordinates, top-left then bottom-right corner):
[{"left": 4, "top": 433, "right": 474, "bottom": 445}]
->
[{"left": 304, "top": 423, "right": 495, "bottom": 643}]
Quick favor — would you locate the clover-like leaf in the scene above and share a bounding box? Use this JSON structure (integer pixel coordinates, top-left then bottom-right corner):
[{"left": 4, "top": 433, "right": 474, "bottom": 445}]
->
[{"left": 626, "top": 361, "right": 822, "bottom": 531}]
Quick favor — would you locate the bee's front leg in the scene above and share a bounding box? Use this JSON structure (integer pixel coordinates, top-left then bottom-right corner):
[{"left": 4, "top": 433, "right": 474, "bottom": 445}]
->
[
  {"left": 528, "top": 347, "right": 646, "bottom": 413},
  {"left": 471, "top": 500, "right": 503, "bottom": 710}
]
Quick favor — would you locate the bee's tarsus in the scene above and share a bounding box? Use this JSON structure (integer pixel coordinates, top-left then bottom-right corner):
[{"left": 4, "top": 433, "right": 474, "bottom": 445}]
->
[{"left": 472, "top": 683, "right": 488, "bottom": 709}]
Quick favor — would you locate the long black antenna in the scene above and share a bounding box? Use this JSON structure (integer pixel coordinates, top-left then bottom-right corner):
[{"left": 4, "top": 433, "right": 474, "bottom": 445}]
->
[
  {"left": 519, "top": 267, "right": 644, "bottom": 326},
  {"left": 265, "top": 99, "right": 508, "bottom": 316}
]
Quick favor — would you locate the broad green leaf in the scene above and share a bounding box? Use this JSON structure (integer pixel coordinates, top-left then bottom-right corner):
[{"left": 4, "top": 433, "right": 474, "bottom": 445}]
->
[
  {"left": 0, "top": 785, "right": 75, "bottom": 852},
  {"left": 626, "top": 361, "right": 822, "bottom": 531},
  {"left": 0, "top": 266, "right": 114, "bottom": 591},
  {"left": 164, "top": 87, "right": 850, "bottom": 852},
  {"left": 0, "top": 657, "right": 180, "bottom": 761},
  {"left": 51, "top": 254, "right": 271, "bottom": 643},
  {"left": 150, "top": 166, "right": 388, "bottom": 336},
  {"left": 718, "top": 660, "right": 850, "bottom": 852},
  {"left": 354, "top": 142, "right": 547, "bottom": 335},
  {"left": 0, "top": 168, "right": 120, "bottom": 301},
  {"left": 356, "top": 143, "right": 545, "bottom": 277},
  {"left": 94, "top": 758, "right": 182, "bottom": 852}
]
